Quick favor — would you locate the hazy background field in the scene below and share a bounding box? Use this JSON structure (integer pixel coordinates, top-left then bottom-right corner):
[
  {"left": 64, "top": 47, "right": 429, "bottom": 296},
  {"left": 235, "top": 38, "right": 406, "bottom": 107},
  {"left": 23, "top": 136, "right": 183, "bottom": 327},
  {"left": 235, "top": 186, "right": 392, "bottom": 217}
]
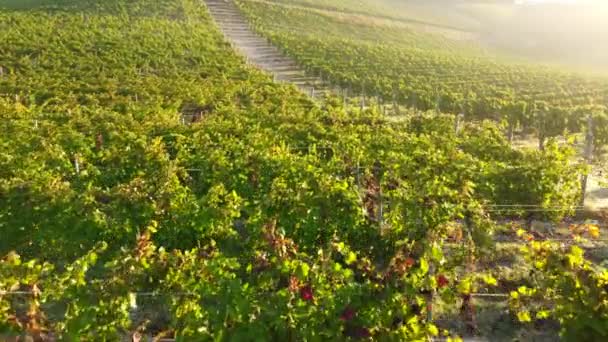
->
[
  {"left": 4, "top": 0, "right": 605, "bottom": 71},
  {"left": 265, "top": 0, "right": 608, "bottom": 72}
]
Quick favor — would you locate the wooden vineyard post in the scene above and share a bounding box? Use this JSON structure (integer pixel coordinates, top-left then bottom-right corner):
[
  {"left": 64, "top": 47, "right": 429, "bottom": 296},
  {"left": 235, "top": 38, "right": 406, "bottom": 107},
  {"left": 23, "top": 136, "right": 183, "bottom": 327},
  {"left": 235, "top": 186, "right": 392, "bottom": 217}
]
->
[
  {"left": 537, "top": 106, "right": 546, "bottom": 150},
  {"left": 356, "top": 161, "right": 361, "bottom": 195},
  {"left": 392, "top": 89, "right": 400, "bottom": 116},
  {"left": 310, "top": 87, "right": 315, "bottom": 98},
  {"left": 427, "top": 262, "right": 435, "bottom": 324},
  {"left": 412, "top": 93, "right": 417, "bottom": 110},
  {"left": 378, "top": 181, "right": 383, "bottom": 227},
  {"left": 73, "top": 154, "right": 80, "bottom": 175},
  {"left": 454, "top": 113, "right": 463, "bottom": 135},
  {"left": 435, "top": 88, "right": 441, "bottom": 114},
  {"left": 461, "top": 93, "right": 468, "bottom": 134},
  {"left": 580, "top": 115, "right": 594, "bottom": 207},
  {"left": 461, "top": 212, "right": 477, "bottom": 334},
  {"left": 372, "top": 161, "right": 384, "bottom": 230},
  {"left": 507, "top": 115, "right": 515, "bottom": 144},
  {"left": 360, "top": 91, "right": 366, "bottom": 111}
]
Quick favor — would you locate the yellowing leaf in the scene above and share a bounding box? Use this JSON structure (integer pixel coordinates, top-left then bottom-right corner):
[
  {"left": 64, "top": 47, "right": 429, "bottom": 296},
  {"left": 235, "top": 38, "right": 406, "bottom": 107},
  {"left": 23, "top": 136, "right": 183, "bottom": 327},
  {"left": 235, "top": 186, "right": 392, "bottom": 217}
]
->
[
  {"left": 342, "top": 268, "right": 354, "bottom": 279},
  {"left": 447, "top": 337, "right": 464, "bottom": 342},
  {"left": 457, "top": 278, "right": 472, "bottom": 294},
  {"left": 482, "top": 275, "right": 497, "bottom": 286},
  {"left": 345, "top": 251, "right": 357, "bottom": 265},
  {"left": 536, "top": 310, "right": 550, "bottom": 319},
  {"left": 419, "top": 258, "right": 429, "bottom": 274},
  {"left": 588, "top": 225, "right": 600, "bottom": 238},
  {"left": 129, "top": 292, "right": 137, "bottom": 309},
  {"left": 567, "top": 246, "right": 585, "bottom": 268},
  {"left": 517, "top": 311, "right": 532, "bottom": 322},
  {"left": 297, "top": 263, "right": 310, "bottom": 279}
]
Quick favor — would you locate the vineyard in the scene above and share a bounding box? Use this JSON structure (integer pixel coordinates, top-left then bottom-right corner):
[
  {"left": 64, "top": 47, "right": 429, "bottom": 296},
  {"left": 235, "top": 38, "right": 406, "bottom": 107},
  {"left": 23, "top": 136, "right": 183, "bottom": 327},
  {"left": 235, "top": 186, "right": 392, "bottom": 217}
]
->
[
  {"left": 237, "top": 0, "right": 608, "bottom": 152},
  {"left": 243, "top": 0, "right": 484, "bottom": 32},
  {"left": 1, "top": 0, "right": 607, "bottom": 340}
]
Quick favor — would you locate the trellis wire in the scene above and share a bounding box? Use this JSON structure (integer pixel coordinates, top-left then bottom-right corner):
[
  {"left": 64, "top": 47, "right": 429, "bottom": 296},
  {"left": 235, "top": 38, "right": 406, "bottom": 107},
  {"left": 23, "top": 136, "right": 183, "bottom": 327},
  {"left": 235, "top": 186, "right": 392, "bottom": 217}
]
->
[
  {"left": 4, "top": 163, "right": 604, "bottom": 214},
  {"left": 0, "top": 289, "right": 512, "bottom": 299},
  {"left": 0, "top": 290, "right": 193, "bottom": 297}
]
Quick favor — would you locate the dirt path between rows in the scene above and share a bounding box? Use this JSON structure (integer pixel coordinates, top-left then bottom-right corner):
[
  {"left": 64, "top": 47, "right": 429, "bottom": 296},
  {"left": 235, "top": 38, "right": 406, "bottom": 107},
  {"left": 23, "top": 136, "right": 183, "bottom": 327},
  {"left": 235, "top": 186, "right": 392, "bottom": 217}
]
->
[{"left": 204, "top": 0, "right": 334, "bottom": 100}]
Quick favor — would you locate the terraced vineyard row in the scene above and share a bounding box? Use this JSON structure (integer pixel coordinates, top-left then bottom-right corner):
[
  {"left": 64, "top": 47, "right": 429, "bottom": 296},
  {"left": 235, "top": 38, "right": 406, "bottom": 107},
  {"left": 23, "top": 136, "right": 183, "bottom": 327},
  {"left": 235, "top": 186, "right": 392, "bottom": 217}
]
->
[
  {"left": 237, "top": 0, "right": 608, "bottom": 151},
  {"left": 0, "top": 0, "right": 607, "bottom": 340}
]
